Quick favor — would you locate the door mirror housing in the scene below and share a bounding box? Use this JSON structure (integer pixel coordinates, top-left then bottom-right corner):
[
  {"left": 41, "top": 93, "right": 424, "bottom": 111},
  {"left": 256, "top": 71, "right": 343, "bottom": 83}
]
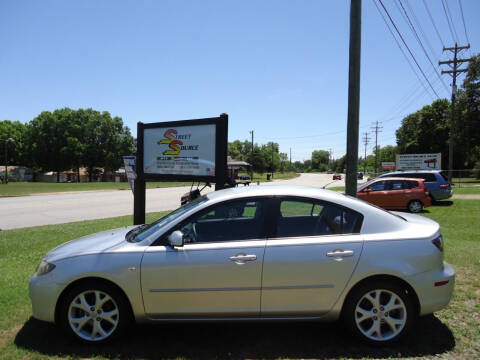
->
[{"left": 168, "top": 230, "right": 184, "bottom": 247}]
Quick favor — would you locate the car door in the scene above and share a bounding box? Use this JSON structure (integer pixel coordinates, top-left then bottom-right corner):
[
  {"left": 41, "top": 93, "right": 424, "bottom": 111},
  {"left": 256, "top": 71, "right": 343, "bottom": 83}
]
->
[
  {"left": 387, "top": 180, "right": 407, "bottom": 208},
  {"left": 141, "top": 198, "right": 267, "bottom": 318},
  {"left": 261, "top": 197, "right": 364, "bottom": 316},
  {"left": 363, "top": 180, "right": 388, "bottom": 207}
]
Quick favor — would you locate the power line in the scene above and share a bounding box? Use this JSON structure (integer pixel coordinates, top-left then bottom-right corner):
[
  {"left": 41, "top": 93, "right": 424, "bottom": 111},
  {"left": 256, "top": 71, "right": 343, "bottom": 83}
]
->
[
  {"left": 372, "top": 0, "right": 433, "bottom": 98},
  {"left": 458, "top": 0, "right": 471, "bottom": 45},
  {"left": 377, "top": 0, "right": 440, "bottom": 98},
  {"left": 396, "top": 0, "right": 450, "bottom": 95},
  {"left": 404, "top": 0, "right": 438, "bottom": 59},
  {"left": 422, "top": 0, "right": 445, "bottom": 48},
  {"left": 441, "top": 0, "right": 459, "bottom": 43}
]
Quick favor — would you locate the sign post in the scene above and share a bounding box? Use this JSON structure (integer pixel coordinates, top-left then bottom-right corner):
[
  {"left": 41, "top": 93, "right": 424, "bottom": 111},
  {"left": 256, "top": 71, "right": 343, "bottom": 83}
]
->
[{"left": 134, "top": 114, "right": 228, "bottom": 225}]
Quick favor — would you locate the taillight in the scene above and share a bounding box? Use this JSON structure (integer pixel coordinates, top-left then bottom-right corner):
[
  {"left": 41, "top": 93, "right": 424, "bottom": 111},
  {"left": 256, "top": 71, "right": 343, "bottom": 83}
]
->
[
  {"left": 432, "top": 235, "right": 443, "bottom": 252},
  {"left": 424, "top": 186, "right": 429, "bottom": 196},
  {"left": 440, "top": 184, "right": 451, "bottom": 190}
]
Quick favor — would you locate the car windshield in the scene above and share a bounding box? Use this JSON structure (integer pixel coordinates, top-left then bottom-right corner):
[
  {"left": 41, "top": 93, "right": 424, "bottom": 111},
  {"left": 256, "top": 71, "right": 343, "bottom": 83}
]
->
[
  {"left": 357, "top": 179, "right": 374, "bottom": 190},
  {"left": 126, "top": 194, "right": 208, "bottom": 243}
]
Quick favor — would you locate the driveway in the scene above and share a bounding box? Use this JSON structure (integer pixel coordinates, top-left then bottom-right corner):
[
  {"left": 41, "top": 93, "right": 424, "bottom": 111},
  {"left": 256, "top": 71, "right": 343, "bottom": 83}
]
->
[{"left": 0, "top": 173, "right": 354, "bottom": 230}]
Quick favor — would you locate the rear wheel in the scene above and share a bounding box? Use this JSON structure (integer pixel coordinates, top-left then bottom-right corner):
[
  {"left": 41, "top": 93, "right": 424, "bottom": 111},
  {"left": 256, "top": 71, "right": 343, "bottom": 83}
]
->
[
  {"left": 59, "top": 281, "right": 131, "bottom": 343},
  {"left": 343, "top": 281, "right": 416, "bottom": 345},
  {"left": 408, "top": 200, "right": 423, "bottom": 213}
]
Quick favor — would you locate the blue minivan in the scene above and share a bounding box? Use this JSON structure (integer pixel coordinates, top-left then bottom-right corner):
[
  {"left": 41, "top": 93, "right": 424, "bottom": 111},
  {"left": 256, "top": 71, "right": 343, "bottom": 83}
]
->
[{"left": 377, "top": 170, "right": 453, "bottom": 201}]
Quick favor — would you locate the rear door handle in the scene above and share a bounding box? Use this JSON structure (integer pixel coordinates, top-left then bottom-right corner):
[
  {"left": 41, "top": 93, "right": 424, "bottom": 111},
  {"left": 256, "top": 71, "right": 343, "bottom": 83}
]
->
[
  {"left": 327, "top": 250, "right": 354, "bottom": 258},
  {"left": 229, "top": 253, "right": 257, "bottom": 264}
]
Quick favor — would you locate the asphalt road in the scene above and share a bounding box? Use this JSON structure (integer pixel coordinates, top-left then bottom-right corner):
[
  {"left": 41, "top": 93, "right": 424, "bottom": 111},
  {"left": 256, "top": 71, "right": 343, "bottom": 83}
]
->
[{"left": 0, "top": 173, "right": 353, "bottom": 230}]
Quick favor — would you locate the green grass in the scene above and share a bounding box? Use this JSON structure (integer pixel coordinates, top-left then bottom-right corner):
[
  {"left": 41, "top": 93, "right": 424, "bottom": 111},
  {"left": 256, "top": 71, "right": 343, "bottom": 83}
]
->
[
  {"left": 0, "top": 181, "right": 192, "bottom": 197},
  {"left": 0, "top": 172, "right": 299, "bottom": 197},
  {"left": 454, "top": 186, "right": 480, "bottom": 195},
  {"left": 239, "top": 171, "right": 299, "bottom": 182},
  {"left": 0, "top": 200, "right": 479, "bottom": 358}
]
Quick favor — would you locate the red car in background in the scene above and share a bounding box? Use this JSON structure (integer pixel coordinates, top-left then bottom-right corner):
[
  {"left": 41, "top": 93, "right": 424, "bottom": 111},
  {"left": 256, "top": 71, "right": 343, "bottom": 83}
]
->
[
  {"left": 357, "top": 177, "right": 431, "bottom": 213},
  {"left": 332, "top": 174, "right": 342, "bottom": 180}
]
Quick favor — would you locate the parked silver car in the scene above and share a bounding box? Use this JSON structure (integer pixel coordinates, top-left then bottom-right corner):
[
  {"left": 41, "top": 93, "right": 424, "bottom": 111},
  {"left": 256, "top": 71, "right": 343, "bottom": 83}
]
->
[{"left": 29, "top": 186, "right": 455, "bottom": 345}]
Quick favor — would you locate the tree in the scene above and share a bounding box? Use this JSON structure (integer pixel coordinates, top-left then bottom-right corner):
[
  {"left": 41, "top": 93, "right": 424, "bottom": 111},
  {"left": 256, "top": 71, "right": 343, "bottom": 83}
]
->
[
  {"left": 26, "top": 109, "right": 75, "bottom": 181},
  {"left": 78, "top": 109, "right": 135, "bottom": 181},
  {"left": 396, "top": 99, "right": 450, "bottom": 166},
  {"left": 311, "top": 150, "right": 330, "bottom": 171},
  {"left": 0, "top": 120, "right": 28, "bottom": 166}
]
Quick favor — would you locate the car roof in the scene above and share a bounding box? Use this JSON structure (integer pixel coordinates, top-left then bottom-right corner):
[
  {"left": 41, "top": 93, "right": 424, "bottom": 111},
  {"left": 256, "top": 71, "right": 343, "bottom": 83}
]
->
[
  {"left": 381, "top": 170, "right": 441, "bottom": 174},
  {"left": 371, "top": 177, "right": 424, "bottom": 182}
]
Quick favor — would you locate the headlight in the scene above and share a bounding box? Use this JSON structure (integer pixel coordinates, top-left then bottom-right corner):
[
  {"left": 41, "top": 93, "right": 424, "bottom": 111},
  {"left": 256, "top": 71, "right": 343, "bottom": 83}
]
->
[{"left": 36, "top": 260, "right": 56, "bottom": 276}]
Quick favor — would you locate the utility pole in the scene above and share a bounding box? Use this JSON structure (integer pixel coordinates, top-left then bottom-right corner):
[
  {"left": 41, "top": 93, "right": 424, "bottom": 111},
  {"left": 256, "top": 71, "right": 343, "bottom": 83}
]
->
[
  {"left": 439, "top": 43, "right": 472, "bottom": 182},
  {"left": 290, "top": 148, "right": 292, "bottom": 164},
  {"left": 362, "top": 132, "right": 370, "bottom": 173},
  {"left": 345, "top": 0, "right": 362, "bottom": 197},
  {"left": 328, "top": 148, "right": 333, "bottom": 168},
  {"left": 371, "top": 121, "right": 383, "bottom": 176},
  {"left": 249, "top": 130, "right": 254, "bottom": 180}
]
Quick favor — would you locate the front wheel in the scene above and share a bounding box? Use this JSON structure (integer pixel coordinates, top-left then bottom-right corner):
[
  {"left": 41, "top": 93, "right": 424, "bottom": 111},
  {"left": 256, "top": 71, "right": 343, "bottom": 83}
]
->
[
  {"left": 408, "top": 200, "right": 423, "bottom": 213},
  {"left": 59, "top": 281, "right": 131, "bottom": 343},
  {"left": 343, "top": 281, "right": 416, "bottom": 345}
]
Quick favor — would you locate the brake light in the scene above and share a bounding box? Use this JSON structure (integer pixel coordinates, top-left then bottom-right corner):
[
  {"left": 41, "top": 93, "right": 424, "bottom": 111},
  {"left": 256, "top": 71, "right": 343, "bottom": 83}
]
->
[
  {"left": 440, "top": 184, "right": 451, "bottom": 190},
  {"left": 435, "top": 280, "right": 449, "bottom": 287},
  {"left": 432, "top": 236, "right": 443, "bottom": 252}
]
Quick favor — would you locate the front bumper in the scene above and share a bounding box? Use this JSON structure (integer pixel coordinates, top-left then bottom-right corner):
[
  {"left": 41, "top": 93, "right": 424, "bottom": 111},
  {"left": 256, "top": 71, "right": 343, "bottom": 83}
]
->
[
  {"left": 408, "top": 261, "right": 455, "bottom": 315},
  {"left": 29, "top": 273, "right": 64, "bottom": 323}
]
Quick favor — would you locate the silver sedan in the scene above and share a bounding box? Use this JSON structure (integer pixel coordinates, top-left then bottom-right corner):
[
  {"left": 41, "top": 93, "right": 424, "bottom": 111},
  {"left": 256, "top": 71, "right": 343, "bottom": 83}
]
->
[{"left": 29, "top": 185, "right": 455, "bottom": 345}]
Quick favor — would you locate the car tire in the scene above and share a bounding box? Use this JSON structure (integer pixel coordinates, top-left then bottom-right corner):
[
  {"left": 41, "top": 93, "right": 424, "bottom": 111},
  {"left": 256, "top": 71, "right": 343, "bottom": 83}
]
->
[
  {"left": 58, "top": 281, "right": 132, "bottom": 344},
  {"left": 408, "top": 200, "right": 423, "bottom": 213},
  {"left": 343, "top": 280, "right": 416, "bottom": 346}
]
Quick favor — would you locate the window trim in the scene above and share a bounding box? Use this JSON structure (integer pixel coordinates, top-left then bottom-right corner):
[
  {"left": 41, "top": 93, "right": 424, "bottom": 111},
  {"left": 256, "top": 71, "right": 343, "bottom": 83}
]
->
[
  {"left": 268, "top": 196, "right": 364, "bottom": 240},
  {"left": 153, "top": 196, "right": 270, "bottom": 246}
]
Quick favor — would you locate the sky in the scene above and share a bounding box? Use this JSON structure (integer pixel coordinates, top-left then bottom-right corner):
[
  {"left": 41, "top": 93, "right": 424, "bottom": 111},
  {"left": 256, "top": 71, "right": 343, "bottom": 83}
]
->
[{"left": 1, "top": 0, "right": 478, "bottom": 162}]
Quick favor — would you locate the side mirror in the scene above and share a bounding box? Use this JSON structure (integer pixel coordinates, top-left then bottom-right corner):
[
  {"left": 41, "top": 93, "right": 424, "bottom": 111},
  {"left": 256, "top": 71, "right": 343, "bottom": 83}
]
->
[{"left": 168, "top": 230, "right": 184, "bottom": 247}]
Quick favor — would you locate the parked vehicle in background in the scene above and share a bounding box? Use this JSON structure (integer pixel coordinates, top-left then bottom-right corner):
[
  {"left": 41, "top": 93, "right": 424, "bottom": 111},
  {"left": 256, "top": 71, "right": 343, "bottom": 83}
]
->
[
  {"left": 357, "top": 177, "right": 431, "bottom": 213},
  {"left": 357, "top": 172, "right": 363, "bottom": 179},
  {"left": 333, "top": 174, "right": 342, "bottom": 180},
  {"left": 29, "top": 186, "right": 454, "bottom": 345},
  {"left": 377, "top": 170, "right": 452, "bottom": 201}
]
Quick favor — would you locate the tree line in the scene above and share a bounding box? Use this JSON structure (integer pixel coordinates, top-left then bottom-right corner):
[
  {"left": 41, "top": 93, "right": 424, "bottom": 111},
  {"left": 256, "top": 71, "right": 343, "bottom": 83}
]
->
[{"left": 0, "top": 108, "right": 135, "bottom": 181}]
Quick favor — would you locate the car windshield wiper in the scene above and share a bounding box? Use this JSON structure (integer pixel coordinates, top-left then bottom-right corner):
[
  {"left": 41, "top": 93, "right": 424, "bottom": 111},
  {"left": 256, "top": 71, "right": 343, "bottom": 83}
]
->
[{"left": 125, "top": 224, "right": 149, "bottom": 242}]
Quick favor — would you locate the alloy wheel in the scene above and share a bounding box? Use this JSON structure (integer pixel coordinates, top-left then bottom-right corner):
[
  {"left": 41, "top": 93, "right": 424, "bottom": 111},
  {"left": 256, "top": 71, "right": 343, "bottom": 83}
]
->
[
  {"left": 68, "top": 290, "right": 119, "bottom": 341},
  {"left": 354, "top": 289, "right": 407, "bottom": 341}
]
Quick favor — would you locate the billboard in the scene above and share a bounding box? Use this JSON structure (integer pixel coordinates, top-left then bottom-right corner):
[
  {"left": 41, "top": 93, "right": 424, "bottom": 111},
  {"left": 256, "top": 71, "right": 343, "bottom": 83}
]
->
[
  {"left": 381, "top": 162, "right": 396, "bottom": 171},
  {"left": 396, "top": 153, "right": 441, "bottom": 170},
  {"left": 144, "top": 124, "right": 216, "bottom": 177}
]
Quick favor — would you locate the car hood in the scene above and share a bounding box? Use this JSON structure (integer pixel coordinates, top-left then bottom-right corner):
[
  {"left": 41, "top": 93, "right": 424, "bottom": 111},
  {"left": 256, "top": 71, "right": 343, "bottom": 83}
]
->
[{"left": 44, "top": 226, "right": 139, "bottom": 262}]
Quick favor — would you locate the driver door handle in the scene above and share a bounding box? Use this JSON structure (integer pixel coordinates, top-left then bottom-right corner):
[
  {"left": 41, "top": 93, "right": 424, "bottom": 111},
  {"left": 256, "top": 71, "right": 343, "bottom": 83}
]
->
[
  {"left": 229, "top": 254, "right": 257, "bottom": 263},
  {"left": 326, "top": 250, "right": 354, "bottom": 257}
]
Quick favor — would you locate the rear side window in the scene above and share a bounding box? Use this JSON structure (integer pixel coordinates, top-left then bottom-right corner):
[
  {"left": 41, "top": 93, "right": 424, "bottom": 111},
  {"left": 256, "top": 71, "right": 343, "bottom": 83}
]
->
[
  {"left": 416, "top": 173, "right": 436, "bottom": 182},
  {"left": 276, "top": 199, "right": 362, "bottom": 238},
  {"left": 404, "top": 180, "right": 420, "bottom": 189},
  {"left": 439, "top": 171, "right": 449, "bottom": 182},
  {"left": 390, "top": 180, "right": 404, "bottom": 190}
]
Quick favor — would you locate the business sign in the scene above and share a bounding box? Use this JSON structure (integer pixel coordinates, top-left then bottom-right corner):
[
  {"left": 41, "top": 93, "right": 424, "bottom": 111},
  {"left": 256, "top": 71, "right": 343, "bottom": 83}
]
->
[
  {"left": 134, "top": 115, "right": 228, "bottom": 225},
  {"left": 396, "top": 153, "right": 441, "bottom": 170},
  {"left": 122, "top": 156, "right": 136, "bottom": 193},
  {"left": 143, "top": 124, "right": 216, "bottom": 177},
  {"left": 381, "top": 162, "right": 396, "bottom": 171}
]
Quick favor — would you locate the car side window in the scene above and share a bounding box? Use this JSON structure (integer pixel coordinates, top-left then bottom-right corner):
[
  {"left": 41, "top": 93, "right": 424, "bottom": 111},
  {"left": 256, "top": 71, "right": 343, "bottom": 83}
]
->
[
  {"left": 179, "top": 198, "right": 264, "bottom": 244},
  {"left": 404, "top": 180, "right": 419, "bottom": 189},
  {"left": 369, "top": 181, "right": 388, "bottom": 191},
  {"left": 390, "top": 180, "right": 404, "bottom": 190},
  {"left": 276, "top": 199, "right": 362, "bottom": 238}
]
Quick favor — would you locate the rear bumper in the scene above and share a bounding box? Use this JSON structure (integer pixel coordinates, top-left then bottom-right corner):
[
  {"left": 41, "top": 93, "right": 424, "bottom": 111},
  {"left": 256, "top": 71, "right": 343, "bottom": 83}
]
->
[
  {"left": 408, "top": 261, "right": 455, "bottom": 315},
  {"left": 431, "top": 190, "right": 453, "bottom": 201}
]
